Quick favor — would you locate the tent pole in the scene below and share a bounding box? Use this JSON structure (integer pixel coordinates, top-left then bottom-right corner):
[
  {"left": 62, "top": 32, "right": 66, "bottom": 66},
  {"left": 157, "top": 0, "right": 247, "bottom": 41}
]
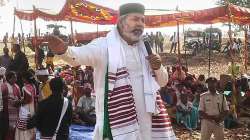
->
[
  {"left": 12, "top": 7, "right": 16, "bottom": 39},
  {"left": 208, "top": 24, "right": 212, "bottom": 77},
  {"left": 33, "top": 5, "right": 38, "bottom": 69},
  {"left": 177, "top": 20, "right": 181, "bottom": 64},
  {"left": 70, "top": 19, "right": 74, "bottom": 45},
  {"left": 183, "top": 24, "right": 187, "bottom": 68},
  {"left": 226, "top": 1, "right": 238, "bottom": 115},
  {"left": 244, "top": 28, "right": 248, "bottom": 72},
  {"left": 96, "top": 24, "right": 99, "bottom": 37},
  {"left": 19, "top": 18, "right": 25, "bottom": 53}
]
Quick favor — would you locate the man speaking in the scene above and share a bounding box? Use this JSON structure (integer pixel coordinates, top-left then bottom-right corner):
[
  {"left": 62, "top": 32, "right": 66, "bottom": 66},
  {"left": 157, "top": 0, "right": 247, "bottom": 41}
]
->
[{"left": 47, "top": 3, "right": 176, "bottom": 140}]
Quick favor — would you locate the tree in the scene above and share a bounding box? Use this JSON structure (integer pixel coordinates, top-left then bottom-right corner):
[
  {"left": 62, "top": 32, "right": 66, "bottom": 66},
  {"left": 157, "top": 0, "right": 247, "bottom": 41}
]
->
[
  {"left": 46, "top": 24, "right": 66, "bottom": 36},
  {"left": 217, "top": 0, "right": 250, "bottom": 8}
]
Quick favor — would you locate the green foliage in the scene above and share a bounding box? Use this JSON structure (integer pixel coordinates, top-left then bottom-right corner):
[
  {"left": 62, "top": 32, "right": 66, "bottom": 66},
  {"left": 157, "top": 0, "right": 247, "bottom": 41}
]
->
[{"left": 217, "top": 0, "right": 250, "bottom": 8}]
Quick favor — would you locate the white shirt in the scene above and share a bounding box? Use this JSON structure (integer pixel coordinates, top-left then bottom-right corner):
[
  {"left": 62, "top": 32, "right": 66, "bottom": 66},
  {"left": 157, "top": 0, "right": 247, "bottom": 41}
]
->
[{"left": 77, "top": 95, "right": 95, "bottom": 115}]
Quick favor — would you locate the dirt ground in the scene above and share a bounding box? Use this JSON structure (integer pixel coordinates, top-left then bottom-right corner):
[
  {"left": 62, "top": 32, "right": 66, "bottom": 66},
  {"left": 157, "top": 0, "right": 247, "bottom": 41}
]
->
[{"left": 173, "top": 117, "right": 250, "bottom": 140}]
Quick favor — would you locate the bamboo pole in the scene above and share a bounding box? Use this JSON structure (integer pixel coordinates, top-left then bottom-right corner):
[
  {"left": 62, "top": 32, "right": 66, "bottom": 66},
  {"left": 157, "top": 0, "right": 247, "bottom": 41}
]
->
[
  {"left": 177, "top": 20, "right": 181, "bottom": 64},
  {"left": 226, "top": 1, "right": 238, "bottom": 115},
  {"left": 183, "top": 24, "right": 188, "bottom": 68},
  {"left": 19, "top": 18, "right": 25, "bottom": 53},
  {"left": 244, "top": 28, "right": 248, "bottom": 72},
  {"left": 12, "top": 8, "right": 16, "bottom": 39},
  {"left": 33, "top": 5, "right": 38, "bottom": 69},
  {"left": 70, "top": 19, "right": 74, "bottom": 45},
  {"left": 208, "top": 24, "right": 212, "bottom": 77}
]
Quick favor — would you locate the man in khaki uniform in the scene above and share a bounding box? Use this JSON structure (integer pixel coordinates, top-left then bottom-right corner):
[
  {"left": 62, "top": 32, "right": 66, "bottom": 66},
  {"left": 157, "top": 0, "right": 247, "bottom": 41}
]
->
[{"left": 199, "top": 77, "right": 229, "bottom": 140}]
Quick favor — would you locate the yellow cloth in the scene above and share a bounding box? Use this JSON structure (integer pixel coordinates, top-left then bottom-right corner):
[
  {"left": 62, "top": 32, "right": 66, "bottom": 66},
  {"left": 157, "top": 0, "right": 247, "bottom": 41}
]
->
[
  {"left": 227, "top": 63, "right": 240, "bottom": 76},
  {"left": 41, "top": 80, "right": 52, "bottom": 99},
  {"left": 46, "top": 57, "right": 54, "bottom": 65}
]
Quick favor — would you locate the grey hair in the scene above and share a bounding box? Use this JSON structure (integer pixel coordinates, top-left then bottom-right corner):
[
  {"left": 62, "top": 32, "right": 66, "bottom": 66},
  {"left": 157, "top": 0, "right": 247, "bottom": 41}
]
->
[{"left": 117, "top": 15, "right": 128, "bottom": 28}]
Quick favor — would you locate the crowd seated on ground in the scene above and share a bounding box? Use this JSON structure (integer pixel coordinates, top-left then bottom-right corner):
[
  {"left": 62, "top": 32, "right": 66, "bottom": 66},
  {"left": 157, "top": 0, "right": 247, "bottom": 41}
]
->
[
  {"left": 1, "top": 44, "right": 250, "bottom": 140},
  {"left": 160, "top": 64, "right": 250, "bottom": 130}
]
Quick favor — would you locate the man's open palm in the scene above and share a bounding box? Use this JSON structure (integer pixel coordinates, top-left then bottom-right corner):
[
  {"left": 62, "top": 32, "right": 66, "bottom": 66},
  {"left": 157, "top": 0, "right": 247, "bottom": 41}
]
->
[{"left": 46, "top": 35, "right": 68, "bottom": 54}]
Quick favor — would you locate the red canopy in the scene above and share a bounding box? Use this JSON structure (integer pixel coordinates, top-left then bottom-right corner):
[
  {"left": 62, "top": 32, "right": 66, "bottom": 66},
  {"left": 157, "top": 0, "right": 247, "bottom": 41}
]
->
[
  {"left": 15, "top": 0, "right": 117, "bottom": 24},
  {"left": 14, "top": 0, "right": 250, "bottom": 27},
  {"left": 145, "top": 4, "right": 250, "bottom": 27}
]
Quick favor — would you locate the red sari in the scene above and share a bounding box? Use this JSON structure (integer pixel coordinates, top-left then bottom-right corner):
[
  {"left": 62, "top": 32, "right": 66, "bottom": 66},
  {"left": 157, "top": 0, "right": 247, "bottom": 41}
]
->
[{"left": 2, "top": 82, "right": 21, "bottom": 140}]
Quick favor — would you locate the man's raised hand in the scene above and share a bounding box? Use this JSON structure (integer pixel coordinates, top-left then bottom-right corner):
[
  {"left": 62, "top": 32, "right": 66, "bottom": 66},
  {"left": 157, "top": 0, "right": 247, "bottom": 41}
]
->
[{"left": 45, "top": 35, "right": 68, "bottom": 55}]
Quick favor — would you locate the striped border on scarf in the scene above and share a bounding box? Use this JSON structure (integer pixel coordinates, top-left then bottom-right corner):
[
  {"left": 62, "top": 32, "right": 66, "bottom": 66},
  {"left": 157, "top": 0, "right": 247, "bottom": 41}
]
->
[
  {"left": 16, "top": 117, "right": 29, "bottom": 130},
  {"left": 107, "top": 68, "right": 138, "bottom": 129},
  {"left": 152, "top": 93, "right": 176, "bottom": 139}
]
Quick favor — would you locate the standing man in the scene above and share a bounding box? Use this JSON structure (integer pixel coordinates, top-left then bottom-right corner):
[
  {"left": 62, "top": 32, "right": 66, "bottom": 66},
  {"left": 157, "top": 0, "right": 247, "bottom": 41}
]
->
[
  {"left": 8, "top": 44, "right": 29, "bottom": 88},
  {"left": 47, "top": 3, "right": 176, "bottom": 140},
  {"left": 27, "top": 77, "right": 72, "bottom": 140},
  {"left": 199, "top": 77, "right": 229, "bottom": 140},
  {"left": 149, "top": 32, "right": 155, "bottom": 49},
  {"left": 170, "top": 32, "right": 177, "bottom": 53},
  {"left": 35, "top": 69, "right": 52, "bottom": 101},
  {"left": 158, "top": 32, "right": 164, "bottom": 52},
  {"left": 0, "top": 47, "right": 12, "bottom": 69},
  {"left": 155, "top": 32, "right": 159, "bottom": 53}
]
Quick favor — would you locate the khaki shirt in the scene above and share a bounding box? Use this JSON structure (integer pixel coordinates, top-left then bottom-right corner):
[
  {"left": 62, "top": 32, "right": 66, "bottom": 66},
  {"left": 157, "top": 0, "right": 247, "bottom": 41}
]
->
[{"left": 199, "top": 91, "right": 229, "bottom": 116}]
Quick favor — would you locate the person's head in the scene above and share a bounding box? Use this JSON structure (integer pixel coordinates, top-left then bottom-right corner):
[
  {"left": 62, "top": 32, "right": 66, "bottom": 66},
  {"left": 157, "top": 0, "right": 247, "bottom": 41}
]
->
[
  {"left": 49, "top": 77, "right": 64, "bottom": 96},
  {"left": 198, "top": 74, "right": 205, "bottom": 82},
  {"left": 172, "top": 66, "right": 176, "bottom": 73},
  {"left": 176, "top": 83, "right": 185, "bottom": 92},
  {"left": 117, "top": 3, "right": 145, "bottom": 45},
  {"left": 185, "top": 75, "right": 194, "bottom": 84},
  {"left": 84, "top": 83, "right": 92, "bottom": 97},
  {"left": 176, "top": 65, "right": 182, "bottom": 72},
  {"left": 206, "top": 77, "right": 218, "bottom": 94},
  {"left": 28, "top": 68, "right": 35, "bottom": 76},
  {"left": 11, "top": 44, "right": 21, "bottom": 53},
  {"left": 182, "top": 66, "right": 188, "bottom": 73},
  {"left": 21, "top": 71, "right": 35, "bottom": 84},
  {"left": 3, "top": 47, "right": 9, "bottom": 55},
  {"left": 180, "top": 93, "right": 188, "bottom": 104},
  {"left": 196, "top": 84, "right": 204, "bottom": 94},
  {"left": 35, "top": 69, "right": 50, "bottom": 83},
  {"left": 5, "top": 71, "right": 17, "bottom": 85}
]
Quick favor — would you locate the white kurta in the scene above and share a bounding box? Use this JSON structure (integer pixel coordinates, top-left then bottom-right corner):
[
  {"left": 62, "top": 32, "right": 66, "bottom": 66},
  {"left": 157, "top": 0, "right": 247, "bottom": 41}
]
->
[
  {"left": 123, "top": 42, "right": 152, "bottom": 140},
  {"left": 60, "top": 28, "right": 168, "bottom": 140}
]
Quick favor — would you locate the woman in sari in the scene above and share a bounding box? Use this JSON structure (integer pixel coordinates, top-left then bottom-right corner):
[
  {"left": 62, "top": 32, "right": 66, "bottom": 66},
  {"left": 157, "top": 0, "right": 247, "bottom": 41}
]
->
[
  {"left": 2, "top": 71, "right": 21, "bottom": 140},
  {"left": 15, "top": 71, "right": 37, "bottom": 140}
]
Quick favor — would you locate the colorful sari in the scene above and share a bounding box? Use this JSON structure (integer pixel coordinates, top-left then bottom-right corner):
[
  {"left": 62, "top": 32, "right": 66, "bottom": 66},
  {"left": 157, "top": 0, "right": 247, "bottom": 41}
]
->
[{"left": 2, "top": 82, "right": 21, "bottom": 140}]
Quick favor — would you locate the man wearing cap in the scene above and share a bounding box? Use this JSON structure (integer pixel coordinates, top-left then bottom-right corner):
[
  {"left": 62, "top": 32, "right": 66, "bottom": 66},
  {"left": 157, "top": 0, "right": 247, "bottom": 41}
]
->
[
  {"left": 199, "top": 77, "right": 229, "bottom": 140},
  {"left": 46, "top": 3, "right": 176, "bottom": 140},
  {"left": 35, "top": 69, "right": 52, "bottom": 101}
]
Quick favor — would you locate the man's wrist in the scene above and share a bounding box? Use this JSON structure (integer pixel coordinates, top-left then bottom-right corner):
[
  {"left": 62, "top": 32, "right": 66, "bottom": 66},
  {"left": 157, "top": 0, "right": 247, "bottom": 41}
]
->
[{"left": 56, "top": 46, "right": 68, "bottom": 55}]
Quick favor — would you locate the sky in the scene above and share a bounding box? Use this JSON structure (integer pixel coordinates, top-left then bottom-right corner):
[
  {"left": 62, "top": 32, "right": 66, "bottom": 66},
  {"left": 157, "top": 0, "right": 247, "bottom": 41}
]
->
[{"left": 0, "top": 0, "right": 221, "bottom": 38}]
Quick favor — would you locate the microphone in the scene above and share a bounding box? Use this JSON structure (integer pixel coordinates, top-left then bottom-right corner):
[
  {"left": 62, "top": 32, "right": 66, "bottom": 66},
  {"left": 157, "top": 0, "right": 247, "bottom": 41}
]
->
[{"left": 144, "top": 40, "right": 153, "bottom": 55}]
